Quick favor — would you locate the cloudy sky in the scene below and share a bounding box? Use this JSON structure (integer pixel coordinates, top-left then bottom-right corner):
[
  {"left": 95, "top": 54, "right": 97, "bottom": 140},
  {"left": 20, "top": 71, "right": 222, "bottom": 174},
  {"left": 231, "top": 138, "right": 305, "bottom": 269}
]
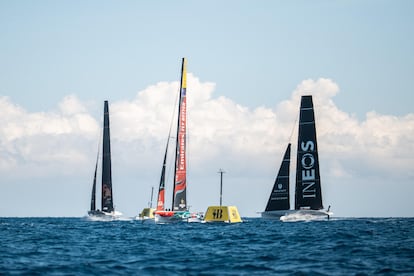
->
[{"left": 1, "top": 1, "right": 413, "bottom": 217}]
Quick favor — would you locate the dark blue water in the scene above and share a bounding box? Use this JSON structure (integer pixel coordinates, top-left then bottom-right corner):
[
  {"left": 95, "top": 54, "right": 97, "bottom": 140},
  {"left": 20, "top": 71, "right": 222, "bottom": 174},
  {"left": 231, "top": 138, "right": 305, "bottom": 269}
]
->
[{"left": 1, "top": 218, "right": 413, "bottom": 275}]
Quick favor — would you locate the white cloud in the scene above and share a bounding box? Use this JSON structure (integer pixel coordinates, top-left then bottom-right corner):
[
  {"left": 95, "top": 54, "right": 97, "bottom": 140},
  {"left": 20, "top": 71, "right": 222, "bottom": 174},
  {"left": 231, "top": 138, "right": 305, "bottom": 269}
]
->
[
  {"left": 0, "top": 95, "right": 99, "bottom": 175},
  {"left": 59, "top": 95, "right": 88, "bottom": 115},
  {"left": 1, "top": 76, "right": 413, "bottom": 217}
]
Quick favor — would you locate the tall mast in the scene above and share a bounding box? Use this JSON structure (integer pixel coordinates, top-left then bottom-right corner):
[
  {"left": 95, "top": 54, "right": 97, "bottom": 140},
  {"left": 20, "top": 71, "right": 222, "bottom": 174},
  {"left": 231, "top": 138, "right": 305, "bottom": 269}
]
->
[
  {"left": 149, "top": 186, "right": 154, "bottom": 209},
  {"left": 101, "top": 100, "right": 114, "bottom": 212},
  {"left": 172, "top": 57, "right": 187, "bottom": 211}
]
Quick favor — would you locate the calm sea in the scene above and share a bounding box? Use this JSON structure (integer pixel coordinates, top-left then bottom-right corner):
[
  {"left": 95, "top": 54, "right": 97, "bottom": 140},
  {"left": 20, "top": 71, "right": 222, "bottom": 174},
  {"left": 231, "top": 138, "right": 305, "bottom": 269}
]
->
[{"left": 1, "top": 217, "right": 413, "bottom": 275}]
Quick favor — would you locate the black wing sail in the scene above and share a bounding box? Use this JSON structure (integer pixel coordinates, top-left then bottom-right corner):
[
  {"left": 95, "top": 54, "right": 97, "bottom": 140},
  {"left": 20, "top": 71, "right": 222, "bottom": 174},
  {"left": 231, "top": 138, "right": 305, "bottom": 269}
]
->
[
  {"left": 295, "top": 95, "right": 323, "bottom": 210},
  {"left": 265, "top": 144, "right": 291, "bottom": 211},
  {"left": 156, "top": 139, "right": 168, "bottom": 211},
  {"left": 101, "top": 101, "right": 114, "bottom": 212}
]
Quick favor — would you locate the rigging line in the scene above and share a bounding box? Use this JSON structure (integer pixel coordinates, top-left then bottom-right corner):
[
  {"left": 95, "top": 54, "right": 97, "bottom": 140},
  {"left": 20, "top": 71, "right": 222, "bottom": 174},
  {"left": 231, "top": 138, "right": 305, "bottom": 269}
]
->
[
  {"left": 162, "top": 74, "right": 182, "bottom": 207},
  {"left": 98, "top": 101, "right": 106, "bottom": 163},
  {"left": 93, "top": 123, "right": 103, "bottom": 208},
  {"left": 94, "top": 130, "right": 102, "bottom": 170},
  {"left": 165, "top": 76, "right": 181, "bottom": 145},
  {"left": 90, "top": 130, "right": 102, "bottom": 211},
  {"left": 288, "top": 107, "right": 299, "bottom": 143},
  {"left": 96, "top": 105, "right": 104, "bottom": 162}
]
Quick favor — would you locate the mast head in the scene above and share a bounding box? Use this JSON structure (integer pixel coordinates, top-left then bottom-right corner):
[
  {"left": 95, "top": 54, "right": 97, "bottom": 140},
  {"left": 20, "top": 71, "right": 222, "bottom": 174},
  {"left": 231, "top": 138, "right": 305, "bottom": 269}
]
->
[{"left": 181, "top": 58, "right": 187, "bottom": 90}]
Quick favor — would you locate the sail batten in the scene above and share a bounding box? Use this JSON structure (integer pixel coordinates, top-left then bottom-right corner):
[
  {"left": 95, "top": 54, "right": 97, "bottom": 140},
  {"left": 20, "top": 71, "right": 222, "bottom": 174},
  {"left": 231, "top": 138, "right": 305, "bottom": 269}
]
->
[
  {"left": 295, "top": 96, "right": 323, "bottom": 210},
  {"left": 299, "top": 121, "right": 315, "bottom": 125}
]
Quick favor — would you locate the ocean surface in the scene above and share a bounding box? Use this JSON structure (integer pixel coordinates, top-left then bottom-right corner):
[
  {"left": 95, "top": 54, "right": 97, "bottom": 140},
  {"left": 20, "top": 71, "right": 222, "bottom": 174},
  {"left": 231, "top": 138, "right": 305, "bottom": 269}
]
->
[{"left": 1, "top": 217, "right": 413, "bottom": 275}]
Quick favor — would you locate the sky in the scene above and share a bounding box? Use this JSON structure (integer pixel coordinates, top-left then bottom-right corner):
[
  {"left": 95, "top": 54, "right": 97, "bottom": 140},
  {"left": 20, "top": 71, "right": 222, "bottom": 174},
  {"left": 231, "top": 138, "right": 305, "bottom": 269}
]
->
[{"left": 0, "top": 1, "right": 413, "bottom": 217}]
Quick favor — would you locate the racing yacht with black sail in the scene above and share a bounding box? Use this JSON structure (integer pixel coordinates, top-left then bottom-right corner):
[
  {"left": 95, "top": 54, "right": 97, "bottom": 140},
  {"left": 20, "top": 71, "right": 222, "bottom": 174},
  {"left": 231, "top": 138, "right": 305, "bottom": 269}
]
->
[
  {"left": 262, "top": 95, "right": 332, "bottom": 220},
  {"left": 88, "top": 101, "right": 122, "bottom": 219}
]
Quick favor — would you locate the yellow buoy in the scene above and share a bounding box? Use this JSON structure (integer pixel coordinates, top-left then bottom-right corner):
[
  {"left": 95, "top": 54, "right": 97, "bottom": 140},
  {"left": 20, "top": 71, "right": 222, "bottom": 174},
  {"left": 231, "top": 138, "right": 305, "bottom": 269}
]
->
[
  {"left": 204, "top": 206, "right": 242, "bottom": 223},
  {"left": 138, "top": 207, "right": 155, "bottom": 219}
]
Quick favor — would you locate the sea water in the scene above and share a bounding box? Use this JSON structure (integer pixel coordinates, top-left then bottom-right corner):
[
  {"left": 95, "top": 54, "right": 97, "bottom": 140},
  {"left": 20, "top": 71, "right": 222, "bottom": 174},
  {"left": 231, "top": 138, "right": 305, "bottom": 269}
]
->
[{"left": 1, "top": 217, "right": 413, "bottom": 275}]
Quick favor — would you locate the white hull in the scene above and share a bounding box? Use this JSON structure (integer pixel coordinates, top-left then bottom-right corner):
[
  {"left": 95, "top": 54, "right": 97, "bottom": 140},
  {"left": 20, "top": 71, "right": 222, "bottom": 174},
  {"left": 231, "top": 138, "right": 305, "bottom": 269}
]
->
[
  {"left": 154, "top": 211, "right": 204, "bottom": 224},
  {"left": 280, "top": 209, "right": 333, "bottom": 222},
  {"left": 87, "top": 210, "right": 123, "bottom": 221},
  {"left": 261, "top": 210, "right": 296, "bottom": 219},
  {"left": 154, "top": 214, "right": 186, "bottom": 224},
  {"left": 187, "top": 212, "right": 204, "bottom": 223},
  {"left": 262, "top": 209, "right": 333, "bottom": 221}
]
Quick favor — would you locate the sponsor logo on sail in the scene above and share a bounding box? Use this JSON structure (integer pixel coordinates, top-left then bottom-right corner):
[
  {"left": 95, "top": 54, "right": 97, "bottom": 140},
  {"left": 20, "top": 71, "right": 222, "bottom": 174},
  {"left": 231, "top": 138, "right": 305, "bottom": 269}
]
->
[{"left": 301, "top": 140, "right": 316, "bottom": 198}]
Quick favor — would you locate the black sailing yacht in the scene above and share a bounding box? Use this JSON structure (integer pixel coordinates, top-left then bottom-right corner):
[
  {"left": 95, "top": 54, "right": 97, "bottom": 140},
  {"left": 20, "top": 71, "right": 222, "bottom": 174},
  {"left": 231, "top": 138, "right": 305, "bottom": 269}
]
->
[
  {"left": 261, "top": 95, "right": 332, "bottom": 220},
  {"left": 88, "top": 101, "right": 121, "bottom": 218}
]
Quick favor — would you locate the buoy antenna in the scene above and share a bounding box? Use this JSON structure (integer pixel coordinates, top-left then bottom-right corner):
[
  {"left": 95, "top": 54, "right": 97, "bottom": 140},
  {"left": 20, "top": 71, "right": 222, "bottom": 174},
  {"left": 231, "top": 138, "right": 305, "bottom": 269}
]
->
[{"left": 218, "top": 169, "right": 226, "bottom": 206}]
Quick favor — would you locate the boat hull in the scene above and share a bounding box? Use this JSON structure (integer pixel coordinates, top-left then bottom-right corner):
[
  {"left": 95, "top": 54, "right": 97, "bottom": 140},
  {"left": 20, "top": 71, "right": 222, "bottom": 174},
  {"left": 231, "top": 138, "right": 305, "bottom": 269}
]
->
[
  {"left": 261, "top": 210, "right": 296, "bottom": 219},
  {"left": 154, "top": 211, "right": 187, "bottom": 223},
  {"left": 280, "top": 209, "right": 333, "bottom": 222},
  {"left": 187, "top": 212, "right": 204, "bottom": 223},
  {"left": 262, "top": 209, "right": 333, "bottom": 221},
  {"left": 154, "top": 210, "right": 203, "bottom": 223},
  {"left": 87, "top": 210, "right": 123, "bottom": 220}
]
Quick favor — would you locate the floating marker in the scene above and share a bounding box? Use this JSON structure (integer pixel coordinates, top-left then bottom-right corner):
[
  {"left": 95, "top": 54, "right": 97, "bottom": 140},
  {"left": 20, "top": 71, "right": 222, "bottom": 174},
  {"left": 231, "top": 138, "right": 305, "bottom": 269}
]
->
[
  {"left": 138, "top": 207, "right": 155, "bottom": 219},
  {"left": 204, "top": 206, "right": 242, "bottom": 223}
]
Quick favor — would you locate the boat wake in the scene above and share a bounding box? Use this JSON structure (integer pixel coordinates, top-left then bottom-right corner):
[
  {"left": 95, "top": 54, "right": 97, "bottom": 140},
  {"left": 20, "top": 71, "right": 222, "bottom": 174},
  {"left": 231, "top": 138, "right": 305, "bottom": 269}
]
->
[
  {"left": 280, "top": 211, "right": 333, "bottom": 222},
  {"left": 85, "top": 216, "right": 132, "bottom": 222},
  {"left": 85, "top": 211, "right": 131, "bottom": 222}
]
